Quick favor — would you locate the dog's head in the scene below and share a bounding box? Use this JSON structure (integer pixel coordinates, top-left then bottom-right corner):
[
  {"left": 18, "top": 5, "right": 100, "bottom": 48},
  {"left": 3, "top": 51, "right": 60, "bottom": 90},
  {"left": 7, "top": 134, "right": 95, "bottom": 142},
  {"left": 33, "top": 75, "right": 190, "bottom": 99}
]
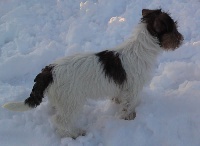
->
[{"left": 141, "top": 9, "right": 183, "bottom": 50}]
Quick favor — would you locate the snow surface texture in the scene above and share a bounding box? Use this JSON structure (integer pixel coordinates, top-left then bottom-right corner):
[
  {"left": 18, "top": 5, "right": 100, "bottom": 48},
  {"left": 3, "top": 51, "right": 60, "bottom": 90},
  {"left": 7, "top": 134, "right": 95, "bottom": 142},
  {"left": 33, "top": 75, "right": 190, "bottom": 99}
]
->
[{"left": 0, "top": 0, "right": 200, "bottom": 146}]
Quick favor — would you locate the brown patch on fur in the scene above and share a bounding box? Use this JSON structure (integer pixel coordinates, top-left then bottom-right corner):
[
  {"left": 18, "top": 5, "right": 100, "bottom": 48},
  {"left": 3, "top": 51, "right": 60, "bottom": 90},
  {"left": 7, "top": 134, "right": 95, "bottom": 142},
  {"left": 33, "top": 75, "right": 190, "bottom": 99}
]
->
[
  {"left": 161, "top": 31, "right": 183, "bottom": 50},
  {"left": 24, "top": 65, "right": 54, "bottom": 108}
]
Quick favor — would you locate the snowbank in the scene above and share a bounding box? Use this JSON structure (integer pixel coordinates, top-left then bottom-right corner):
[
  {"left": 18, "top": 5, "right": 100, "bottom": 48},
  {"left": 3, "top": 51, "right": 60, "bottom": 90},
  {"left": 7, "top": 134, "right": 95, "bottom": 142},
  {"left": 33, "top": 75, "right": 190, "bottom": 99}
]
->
[{"left": 0, "top": 0, "right": 200, "bottom": 146}]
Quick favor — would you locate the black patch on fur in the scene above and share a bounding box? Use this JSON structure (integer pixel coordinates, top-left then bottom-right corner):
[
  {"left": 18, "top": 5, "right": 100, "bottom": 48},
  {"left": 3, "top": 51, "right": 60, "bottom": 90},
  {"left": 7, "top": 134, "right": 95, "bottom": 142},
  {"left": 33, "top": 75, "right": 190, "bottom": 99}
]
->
[
  {"left": 96, "top": 50, "right": 127, "bottom": 86},
  {"left": 25, "top": 65, "right": 54, "bottom": 108}
]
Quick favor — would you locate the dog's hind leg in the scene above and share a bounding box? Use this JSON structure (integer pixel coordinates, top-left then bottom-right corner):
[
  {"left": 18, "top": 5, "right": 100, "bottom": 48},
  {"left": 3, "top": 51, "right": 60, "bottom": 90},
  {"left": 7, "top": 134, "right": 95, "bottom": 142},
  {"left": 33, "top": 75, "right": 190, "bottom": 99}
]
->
[
  {"left": 52, "top": 112, "right": 85, "bottom": 138},
  {"left": 51, "top": 95, "right": 86, "bottom": 138},
  {"left": 52, "top": 113, "right": 85, "bottom": 139}
]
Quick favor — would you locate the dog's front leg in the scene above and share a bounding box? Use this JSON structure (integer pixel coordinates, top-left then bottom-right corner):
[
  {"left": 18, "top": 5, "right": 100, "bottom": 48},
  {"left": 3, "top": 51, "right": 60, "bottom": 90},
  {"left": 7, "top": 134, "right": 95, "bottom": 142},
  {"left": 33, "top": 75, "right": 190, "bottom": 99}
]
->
[
  {"left": 117, "top": 92, "right": 139, "bottom": 120},
  {"left": 112, "top": 97, "right": 122, "bottom": 104}
]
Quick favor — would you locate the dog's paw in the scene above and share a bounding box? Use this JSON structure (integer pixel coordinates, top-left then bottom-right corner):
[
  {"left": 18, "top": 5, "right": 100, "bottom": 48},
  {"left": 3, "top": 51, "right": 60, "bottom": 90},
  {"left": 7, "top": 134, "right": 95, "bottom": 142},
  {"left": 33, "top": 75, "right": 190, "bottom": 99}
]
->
[
  {"left": 71, "top": 129, "right": 86, "bottom": 139},
  {"left": 56, "top": 128, "right": 86, "bottom": 139},
  {"left": 56, "top": 128, "right": 69, "bottom": 138},
  {"left": 111, "top": 97, "right": 121, "bottom": 104},
  {"left": 124, "top": 111, "right": 136, "bottom": 120},
  {"left": 120, "top": 111, "right": 136, "bottom": 120}
]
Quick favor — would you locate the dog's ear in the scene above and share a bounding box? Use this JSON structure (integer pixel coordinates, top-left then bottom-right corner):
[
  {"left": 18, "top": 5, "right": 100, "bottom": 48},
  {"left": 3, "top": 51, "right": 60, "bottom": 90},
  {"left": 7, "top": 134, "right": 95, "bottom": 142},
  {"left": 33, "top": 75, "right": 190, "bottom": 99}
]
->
[
  {"left": 142, "top": 9, "right": 161, "bottom": 17},
  {"left": 142, "top": 9, "right": 153, "bottom": 16}
]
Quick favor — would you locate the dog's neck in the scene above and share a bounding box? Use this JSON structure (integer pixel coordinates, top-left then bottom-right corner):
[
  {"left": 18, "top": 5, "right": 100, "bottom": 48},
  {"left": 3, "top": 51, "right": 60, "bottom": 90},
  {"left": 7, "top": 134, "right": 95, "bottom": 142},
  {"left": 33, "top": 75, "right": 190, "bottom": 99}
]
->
[
  {"left": 116, "top": 23, "right": 163, "bottom": 79},
  {"left": 116, "top": 23, "right": 163, "bottom": 65},
  {"left": 117, "top": 23, "right": 162, "bottom": 54}
]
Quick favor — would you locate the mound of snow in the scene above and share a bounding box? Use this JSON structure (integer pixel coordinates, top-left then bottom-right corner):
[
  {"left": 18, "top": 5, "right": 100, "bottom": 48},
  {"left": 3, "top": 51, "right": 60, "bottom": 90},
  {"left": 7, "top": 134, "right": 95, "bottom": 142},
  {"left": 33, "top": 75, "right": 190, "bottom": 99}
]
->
[{"left": 1, "top": 0, "right": 200, "bottom": 146}]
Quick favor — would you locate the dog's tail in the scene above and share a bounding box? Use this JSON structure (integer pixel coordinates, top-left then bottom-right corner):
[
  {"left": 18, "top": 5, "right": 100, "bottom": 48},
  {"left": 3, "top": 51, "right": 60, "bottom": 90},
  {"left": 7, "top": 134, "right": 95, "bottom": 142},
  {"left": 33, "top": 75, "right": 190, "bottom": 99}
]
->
[
  {"left": 2, "top": 65, "right": 54, "bottom": 112},
  {"left": 2, "top": 102, "right": 32, "bottom": 112}
]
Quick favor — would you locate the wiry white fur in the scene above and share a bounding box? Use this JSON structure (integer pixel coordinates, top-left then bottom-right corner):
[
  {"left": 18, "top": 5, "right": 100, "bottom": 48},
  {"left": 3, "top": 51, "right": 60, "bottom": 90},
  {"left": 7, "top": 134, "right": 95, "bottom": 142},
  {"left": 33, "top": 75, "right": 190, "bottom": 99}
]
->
[{"left": 46, "top": 23, "right": 162, "bottom": 138}]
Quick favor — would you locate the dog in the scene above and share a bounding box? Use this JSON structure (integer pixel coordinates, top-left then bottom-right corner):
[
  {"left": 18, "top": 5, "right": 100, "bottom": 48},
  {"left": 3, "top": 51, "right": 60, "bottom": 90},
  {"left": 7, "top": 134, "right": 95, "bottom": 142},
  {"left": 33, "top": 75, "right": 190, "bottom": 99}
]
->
[{"left": 3, "top": 9, "right": 183, "bottom": 138}]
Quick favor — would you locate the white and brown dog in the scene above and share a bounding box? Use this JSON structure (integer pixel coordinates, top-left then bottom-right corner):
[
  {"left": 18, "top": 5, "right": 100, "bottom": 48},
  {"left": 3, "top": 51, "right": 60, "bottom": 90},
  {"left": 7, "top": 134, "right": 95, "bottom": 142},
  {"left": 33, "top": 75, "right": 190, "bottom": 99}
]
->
[{"left": 3, "top": 9, "right": 183, "bottom": 138}]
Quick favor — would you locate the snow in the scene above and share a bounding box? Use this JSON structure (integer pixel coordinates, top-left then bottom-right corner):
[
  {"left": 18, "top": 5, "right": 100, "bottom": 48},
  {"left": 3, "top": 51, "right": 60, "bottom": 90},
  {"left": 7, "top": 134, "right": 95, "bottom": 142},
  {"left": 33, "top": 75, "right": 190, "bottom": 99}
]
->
[{"left": 0, "top": 0, "right": 200, "bottom": 146}]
